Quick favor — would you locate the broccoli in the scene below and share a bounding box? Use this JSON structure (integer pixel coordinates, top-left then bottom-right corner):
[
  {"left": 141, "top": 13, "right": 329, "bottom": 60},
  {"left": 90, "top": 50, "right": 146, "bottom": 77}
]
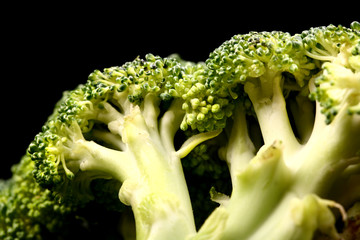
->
[
  {"left": 191, "top": 22, "right": 360, "bottom": 239},
  {"left": 27, "top": 54, "right": 221, "bottom": 240},
  {"left": 0, "top": 156, "right": 74, "bottom": 239},
  {"left": 0, "top": 155, "right": 135, "bottom": 239},
  {"left": 1, "top": 22, "right": 359, "bottom": 240}
]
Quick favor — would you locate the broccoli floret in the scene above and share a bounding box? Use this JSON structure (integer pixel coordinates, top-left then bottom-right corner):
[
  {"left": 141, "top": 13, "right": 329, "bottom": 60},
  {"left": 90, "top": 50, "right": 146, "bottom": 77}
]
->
[
  {"left": 0, "top": 156, "right": 74, "bottom": 240},
  {"left": 303, "top": 22, "right": 360, "bottom": 123},
  {"left": 27, "top": 54, "right": 221, "bottom": 240},
  {"left": 0, "top": 155, "right": 132, "bottom": 240},
  {"left": 192, "top": 22, "right": 360, "bottom": 240}
]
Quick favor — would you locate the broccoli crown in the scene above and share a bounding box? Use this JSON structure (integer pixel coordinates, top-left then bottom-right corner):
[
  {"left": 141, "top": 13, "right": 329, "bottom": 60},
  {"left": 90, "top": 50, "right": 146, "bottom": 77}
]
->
[
  {"left": 205, "top": 30, "right": 316, "bottom": 91},
  {"left": 301, "top": 22, "right": 360, "bottom": 62},
  {"left": 304, "top": 22, "right": 360, "bottom": 123},
  {"left": 27, "top": 56, "right": 171, "bottom": 190},
  {"left": 204, "top": 22, "right": 360, "bottom": 125},
  {"left": 27, "top": 86, "right": 93, "bottom": 203},
  {"left": 87, "top": 54, "right": 182, "bottom": 103},
  {"left": 27, "top": 54, "right": 226, "bottom": 203},
  {"left": 88, "top": 54, "right": 230, "bottom": 132},
  {"left": 203, "top": 30, "right": 319, "bottom": 126},
  {"left": 310, "top": 61, "right": 360, "bottom": 123},
  {"left": 0, "top": 156, "right": 73, "bottom": 240}
]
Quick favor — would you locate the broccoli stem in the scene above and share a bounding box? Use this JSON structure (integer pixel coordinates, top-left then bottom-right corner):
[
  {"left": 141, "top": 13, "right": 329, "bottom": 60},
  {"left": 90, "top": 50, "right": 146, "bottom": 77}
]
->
[
  {"left": 294, "top": 102, "right": 360, "bottom": 197},
  {"left": 75, "top": 140, "right": 135, "bottom": 182},
  {"left": 244, "top": 70, "right": 301, "bottom": 159},
  {"left": 119, "top": 104, "right": 196, "bottom": 240},
  {"left": 242, "top": 193, "right": 343, "bottom": 240},
  {"left": 62, "top": 94, "right": 198, "bottom": 240},
  {"left": 219, "top": 141, "right": 293, "bottom": 239},
  {"left": 159, "top": 98, "right": 186, "bottom": 153},
  {"left": 221, "top": 105, "right": 255, "bottom": 187}
]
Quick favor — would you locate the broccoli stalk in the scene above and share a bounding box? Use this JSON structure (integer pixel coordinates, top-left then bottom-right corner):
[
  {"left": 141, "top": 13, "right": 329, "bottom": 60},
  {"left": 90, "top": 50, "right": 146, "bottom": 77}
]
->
[
  {"left": 28, "top": 55, "right": 221, "bottom": 240},
  {"left": 244, "top": 69, "right": 301, "bottom": 157},
  {"left": 295, "top": 24, "right": 360, "bottom": 197},
  {"left": 192, "top": 22, "right": 360, "bottom": 240}
]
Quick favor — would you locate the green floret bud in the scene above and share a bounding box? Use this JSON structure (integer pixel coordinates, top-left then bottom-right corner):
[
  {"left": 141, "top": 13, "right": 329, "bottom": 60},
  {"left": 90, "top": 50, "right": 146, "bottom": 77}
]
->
[
  {"left": 205, "top": 31, "right": 317, "bottom": 113},
  {"left": 203, "top": 30, "right": 317, "bottom": 142},
  {"left": 349, "top": 41, "right": 360, "bottom": 71},
  {"left": 183, "top": 143, "right": 228, "bottom": 179},
  {"left": 351, "top": 21, "right": 360, "bottom": 32},
  {"left": 190, "top": 98, "right": 201, "bottom": 109},
  {"left": 301, "top": 22, "right": 360, "bottom": 62},
  {"left": 310, "top": 61, "right": 360, "bottom": 123},
  {"left": 180, "top": 94, "right": 233, "bottom": 132},
  {"left": 211, "top": 104, "right": 221, "bottom": 113},
  {"left": 173, "top": 59, "right": 235, "bottom": 132}
]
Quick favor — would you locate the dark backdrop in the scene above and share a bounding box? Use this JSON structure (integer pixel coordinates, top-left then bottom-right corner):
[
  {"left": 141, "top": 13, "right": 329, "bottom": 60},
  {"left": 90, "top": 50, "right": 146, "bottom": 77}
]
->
[{"left": 1, "top": 3, "right": 357, "bottom": 178}]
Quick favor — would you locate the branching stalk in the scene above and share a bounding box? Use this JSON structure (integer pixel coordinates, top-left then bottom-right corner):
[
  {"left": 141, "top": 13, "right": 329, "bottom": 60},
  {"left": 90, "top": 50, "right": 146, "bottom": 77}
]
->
[
  {"left": 221, "top": 105, "right": 256, "bottom": 186},
  {"left": 245, "top": 70, "right": 301, "bottom": 158},
  {"left": 294, "top": 105, "right": 360, "bottom": 196},
  {"left": 118, "top": 104, "right": 197, "bottom": 240}
]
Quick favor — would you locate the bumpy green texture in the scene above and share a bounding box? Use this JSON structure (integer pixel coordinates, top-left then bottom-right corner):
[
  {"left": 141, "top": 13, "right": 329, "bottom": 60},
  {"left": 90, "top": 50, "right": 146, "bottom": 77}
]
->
[
  {"left": 206, "top": 30, "right": 315, "bottom": 87},
  {"left": 303, "top": 23, "right": 360, "bottom": 123},
  {"left": 0, "top": 156, "right": 73, "bottom": 240},
  {"left": 1, "top": 22, "right": 360, "bottom": 240}
]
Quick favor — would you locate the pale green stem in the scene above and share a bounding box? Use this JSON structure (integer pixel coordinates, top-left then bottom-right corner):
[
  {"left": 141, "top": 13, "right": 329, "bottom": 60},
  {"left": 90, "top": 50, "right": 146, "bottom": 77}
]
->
[
  {"left": 218, "top": 141, "right": 292, "bottom": 240},
  {"left": 243, "top": 193, "right": 343, "bottom": 240},
  {"left": 326, "top": 161, "right": 360, "bottom": 208},
  {"left": 159, "top": 98, "right": 185, "bottom": 153},
  {"left": 304, "top": 50, "right": 336, "bottom": 62},
  {"left": 142, "top": 93, "right": 161, "bottom": 142},
  {"left": 120, "top": 105, "right": 196, "bottom": 240},
  {"left": 294, "top": 105, "right": 360, "bottom": 197},
  {"left": 77, "top": 140, "right": 135, "bottom": 183},
  {"left": 223, "top": 105, "right": 256, "bottom": 187},
  {"left": 114, "top": 90, "right": 132, "bottom": 115},
  {"left": 176, "top": 129, "right": 222, "bottom": 158},
  {"left": 245, "top": 70, "right": 301, "bottom": 159},
  {"left": 90, "top": 129, "right": 126, "bottom": 151},
  {"left": 96, "top": 101, "right": 124, "bottom": 125}
]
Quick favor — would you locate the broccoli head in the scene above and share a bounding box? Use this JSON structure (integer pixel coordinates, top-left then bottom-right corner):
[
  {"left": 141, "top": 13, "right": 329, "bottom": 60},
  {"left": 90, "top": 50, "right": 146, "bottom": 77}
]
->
[
  {"left": 192, "top": 22, "right": 360, "bottom": 240},
  {"left": 27, "top": 54, "right": 222, "bottom": 240}
]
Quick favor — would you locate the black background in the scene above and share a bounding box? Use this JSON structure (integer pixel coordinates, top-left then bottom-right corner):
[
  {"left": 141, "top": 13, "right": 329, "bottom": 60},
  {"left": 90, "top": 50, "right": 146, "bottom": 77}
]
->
[{"left": 1, "top": 3, "right": 358, "bottom": 178}]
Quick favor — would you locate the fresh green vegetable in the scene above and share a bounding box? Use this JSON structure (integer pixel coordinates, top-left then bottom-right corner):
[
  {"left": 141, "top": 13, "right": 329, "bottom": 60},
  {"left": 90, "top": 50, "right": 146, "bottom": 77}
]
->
[
  {"left": 26, "top": 54, "right": 222, "bottom": 240},
  {"left": 193, "top": 21, "right": 360, "bottom": 240},
  {"left": 0, "top": 156, "right": 73, "bottom": 240},
  {"left": 1, "top": 21, "right": 359, "bottom": 240}
]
